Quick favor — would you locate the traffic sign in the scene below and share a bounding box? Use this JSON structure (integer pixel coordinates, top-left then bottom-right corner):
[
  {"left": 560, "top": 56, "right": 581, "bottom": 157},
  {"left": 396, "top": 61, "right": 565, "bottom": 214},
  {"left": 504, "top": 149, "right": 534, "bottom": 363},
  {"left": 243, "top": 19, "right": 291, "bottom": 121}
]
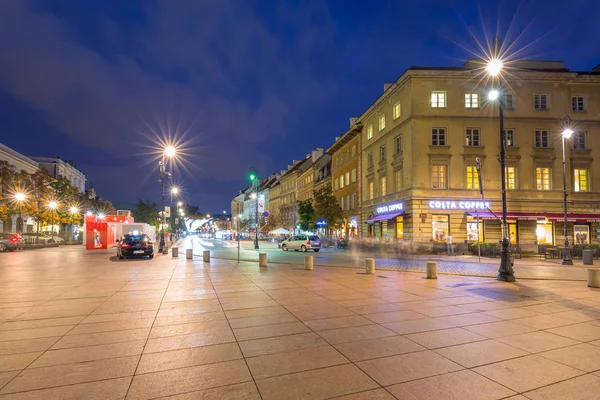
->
[{"left": 263, "top": 212, "right": 269, "bottom": 217}]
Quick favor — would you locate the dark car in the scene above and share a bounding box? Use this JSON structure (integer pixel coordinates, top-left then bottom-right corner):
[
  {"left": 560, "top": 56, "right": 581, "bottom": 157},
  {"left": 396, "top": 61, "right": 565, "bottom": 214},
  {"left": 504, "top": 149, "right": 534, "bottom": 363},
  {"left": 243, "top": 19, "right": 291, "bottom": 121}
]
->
[
  {"left": 117, "top": 234, "right": 154, "bottom": 259},
  {"left": 0, "top": 233, "right": 25, "bottom": 252}
]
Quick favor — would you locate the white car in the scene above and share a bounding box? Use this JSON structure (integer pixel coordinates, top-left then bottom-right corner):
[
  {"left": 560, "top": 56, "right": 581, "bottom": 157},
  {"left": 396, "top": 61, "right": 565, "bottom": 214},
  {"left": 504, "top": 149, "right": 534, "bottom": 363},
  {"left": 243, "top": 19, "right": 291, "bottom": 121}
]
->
[{"left": 280, "top": 234, "right": 321, "bottom": 252}]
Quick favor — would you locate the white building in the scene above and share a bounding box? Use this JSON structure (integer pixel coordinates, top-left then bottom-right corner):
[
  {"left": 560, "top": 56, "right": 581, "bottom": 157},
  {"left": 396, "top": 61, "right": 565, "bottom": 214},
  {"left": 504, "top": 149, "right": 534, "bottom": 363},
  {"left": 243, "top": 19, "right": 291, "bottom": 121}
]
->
[{"left": 30, "top": 157, "right": 87, "bottom": 192}]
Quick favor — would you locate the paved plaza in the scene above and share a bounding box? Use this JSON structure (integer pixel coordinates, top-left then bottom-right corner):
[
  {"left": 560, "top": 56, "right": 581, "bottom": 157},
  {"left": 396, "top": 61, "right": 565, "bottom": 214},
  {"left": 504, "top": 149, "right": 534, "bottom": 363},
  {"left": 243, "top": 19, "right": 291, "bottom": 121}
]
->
[{"left": 2, "top": 246, "right": 600, "bottom": 399}]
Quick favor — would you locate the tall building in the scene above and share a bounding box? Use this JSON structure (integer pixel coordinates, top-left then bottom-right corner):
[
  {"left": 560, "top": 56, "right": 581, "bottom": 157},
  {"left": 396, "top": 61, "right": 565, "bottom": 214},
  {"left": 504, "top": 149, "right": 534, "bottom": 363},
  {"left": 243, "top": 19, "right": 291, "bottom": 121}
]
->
[
  {"left": 0, "top": 143, "right": 39, "bottom": 174},
  {"left": 358, "top": 59, "right": 600, "bottom": 251},
  {"left": 30, "top": 157, "right": 86, "bottom": 193}
]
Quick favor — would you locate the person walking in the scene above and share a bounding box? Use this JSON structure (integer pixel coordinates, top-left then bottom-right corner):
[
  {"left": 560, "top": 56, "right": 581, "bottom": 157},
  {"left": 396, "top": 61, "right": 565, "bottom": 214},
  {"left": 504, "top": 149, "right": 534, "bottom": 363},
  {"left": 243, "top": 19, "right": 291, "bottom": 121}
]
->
[{"left": 447, "top": 234, "right": 454, "bottom": 255}]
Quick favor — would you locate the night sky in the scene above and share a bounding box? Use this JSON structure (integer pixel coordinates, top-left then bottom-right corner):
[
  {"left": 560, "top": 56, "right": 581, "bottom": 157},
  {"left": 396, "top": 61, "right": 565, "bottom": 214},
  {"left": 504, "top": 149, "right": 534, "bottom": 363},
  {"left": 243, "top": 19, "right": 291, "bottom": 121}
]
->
[{"left": 0, "top": 0, "right": 597, "bottom": 213}]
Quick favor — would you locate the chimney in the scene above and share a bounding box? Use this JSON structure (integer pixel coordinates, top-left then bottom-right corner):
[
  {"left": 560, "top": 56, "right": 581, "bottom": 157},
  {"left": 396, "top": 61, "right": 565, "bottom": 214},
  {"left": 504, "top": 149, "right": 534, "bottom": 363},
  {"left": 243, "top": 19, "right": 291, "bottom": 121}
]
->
[
  {"left": 384, "top": 83, "right": 393, "bottom": 92},
  {"left": 312, "top": 148, "right": 324, "bottom": 162},
  {"left": 349, "top": 117, "right": 358, "bottom": 127}
]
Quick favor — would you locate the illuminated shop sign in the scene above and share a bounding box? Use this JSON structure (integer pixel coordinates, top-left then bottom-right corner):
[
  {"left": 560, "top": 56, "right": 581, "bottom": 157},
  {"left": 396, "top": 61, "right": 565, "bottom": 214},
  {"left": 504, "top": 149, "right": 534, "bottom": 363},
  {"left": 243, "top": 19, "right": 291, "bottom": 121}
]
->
[
  {"left": 428, "top": 200, "right": 490, "bottom": 210},
  {"left": 376, "top": 202, "right": 404, "bottom": 214}
]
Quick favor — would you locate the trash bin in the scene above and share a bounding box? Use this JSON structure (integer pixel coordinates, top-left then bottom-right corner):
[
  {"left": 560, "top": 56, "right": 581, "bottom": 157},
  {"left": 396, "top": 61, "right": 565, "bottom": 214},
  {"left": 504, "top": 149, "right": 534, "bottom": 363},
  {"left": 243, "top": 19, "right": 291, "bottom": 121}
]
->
[{"left": 583, "top": 250, "right": 594, "bottom": 265}]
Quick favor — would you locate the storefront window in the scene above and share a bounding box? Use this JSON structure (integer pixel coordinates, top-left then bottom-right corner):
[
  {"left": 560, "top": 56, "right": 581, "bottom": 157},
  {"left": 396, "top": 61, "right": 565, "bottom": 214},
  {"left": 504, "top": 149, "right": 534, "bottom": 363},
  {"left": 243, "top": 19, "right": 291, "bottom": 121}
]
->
[
  {"left": 508, "top": 222, "right": 517, "bottom": 245},
  {"left": 536, "top": 222, "right": 553, "bottom": 245},
  {"left": 574, "top": 224, "right": 590, "bottom": 244},
  {"left": 432, "top": 215, "right": 449, "bottom": 242},
  {"left": 396, "top": 217, "right": 404, "bottom": 240},
  {"left": 467, "top": 220, "right": 483, "bottom": 242},
  {"left": 381, "top": 221, "right": 388, "bottom": 238}
]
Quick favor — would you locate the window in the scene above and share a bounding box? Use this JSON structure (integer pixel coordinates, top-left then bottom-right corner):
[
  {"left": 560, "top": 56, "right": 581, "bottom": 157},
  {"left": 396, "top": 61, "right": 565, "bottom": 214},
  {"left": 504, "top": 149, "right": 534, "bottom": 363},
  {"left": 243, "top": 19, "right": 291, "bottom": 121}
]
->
[
  {"left": 465, "top": 93, "right": 479, "bottom": 108},
  {"left": 574, "top": 224, "right": 590, "bottom": 244},
  {"left": 351, "top": 145, "right": 356, "bottom": 158},
  {"left": 432, "top": 128, "right": 446, "bottom": 146},
  {"left": 535, "top": 130, "right": 550, "bottom": 148},
  {"left": 341, "top": 197, "right": 344, "bottom": 210},
  {"left": 536, "top": 222, "right": 554, "bottom": 245},
  {"left": 352, "top": 192, "right": 356, "bottom": 209},
  {"left": 534, "top": 94, "right": 548, "bottom": 110},
  {"left": 346, "top": 195, "right": 350, "bottom": 210},
  {"left": 574, "top": 169, "right": 588, "bottom": 192},
  {"left": 395, "top": 170, "right": 402, "bottom": 191},
  {"left": 368, "top": 182, "right": 374, "bottom": 200},
  {"left": 536, "top": 167, "right": 551, "bottom": 190},
  {"left": 571, "top": 96, "right": 585, "bottom": 112},
  {"left": 346, "top": 150, "right": 350, "bottom": 162},
  {"left": 380, "top": 176, "right": 387, "bottom": 197},
  {"left": 503, "top": 129, "right": 515, "bottom": 147},
  {"left": 380, "top": 145, "right": 386, "bottom": 162},
  {"left": 393, "top": 102, "right": 401, "bottom": 119},
  {"left": 367, "top": 125, "right": 373, "bottom": 140},
  {"left": 345, "top": 172, "right": 350, "bottom": 186},
  {"left": 379, "top": 114, "right": 386, "bottom": 131},
  {"left": 466, "top": 166, "right": 480, "bottom": 189},
  {"left": 431, "top": 165, "right": 447, "bottom": 189},
  {"left": 431, "top": 91, "right": 446, "bottom": 108},
  {"left": 505, "top": 167, "right": 516, "bottom": 190},
  {"left": 502, "top": 93, "right": 515, "bottom": 109},
  {"left": 334, "top": 178, "right": 339, "bottom": 191},
  {"left": 368, "top": 152, "right": 374, "bottom": 168},
  {"left": 465, "top": 128, "right": 480, "bottom": 147},
  {"left": 394, "top": 135, "right": 402, "bottom": 153},
  {"left": 351, "top": 168, "right": 356, "bottom": 183},
  {"left": 573, "top": 131, "right": 587, "bottom": 150},
  {"left": 432, "top": 215, "right": 449, "bottom": 241},
  {"left": 339, "top": 176, "right": 344, "bottom": 189}
]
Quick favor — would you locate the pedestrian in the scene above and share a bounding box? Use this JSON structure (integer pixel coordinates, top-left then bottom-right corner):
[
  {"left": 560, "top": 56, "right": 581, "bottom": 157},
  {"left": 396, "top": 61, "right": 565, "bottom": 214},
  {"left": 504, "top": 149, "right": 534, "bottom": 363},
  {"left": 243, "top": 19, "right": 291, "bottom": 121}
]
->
[{"left": 447, "top": 234, "right": 454, "bottom": 255}]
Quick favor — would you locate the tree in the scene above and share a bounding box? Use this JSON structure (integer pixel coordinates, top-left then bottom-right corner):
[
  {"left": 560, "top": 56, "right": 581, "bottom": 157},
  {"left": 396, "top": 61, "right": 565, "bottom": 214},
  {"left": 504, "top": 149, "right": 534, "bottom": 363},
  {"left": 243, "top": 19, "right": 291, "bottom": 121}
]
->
[
  {"left": 133, "top": 200, "right": 160, "bottom": 228},
  {"left": 264, "top": 210, "right": 280, "bottom": 233},
  {"left": 313, "top": 185, "right": 343, "bottom": 230},
  {"left": 297, "top": 199, "right": 316, "bottom": 231}
]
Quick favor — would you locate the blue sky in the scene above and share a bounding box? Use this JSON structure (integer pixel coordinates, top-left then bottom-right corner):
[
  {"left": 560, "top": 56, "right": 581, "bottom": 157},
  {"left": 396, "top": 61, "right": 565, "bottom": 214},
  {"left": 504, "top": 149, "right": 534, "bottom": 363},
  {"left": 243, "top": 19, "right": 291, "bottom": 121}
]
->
[{"left": 0, "top": 0, "right": 597, "bottom": 212}]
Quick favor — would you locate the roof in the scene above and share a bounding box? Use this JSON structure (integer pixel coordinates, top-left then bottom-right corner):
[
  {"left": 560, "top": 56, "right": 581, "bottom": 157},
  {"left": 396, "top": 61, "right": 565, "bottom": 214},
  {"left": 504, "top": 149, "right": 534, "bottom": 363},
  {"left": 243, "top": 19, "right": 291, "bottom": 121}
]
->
[{"left": 327, "top": 123, "right": 363, "bottom": 155}]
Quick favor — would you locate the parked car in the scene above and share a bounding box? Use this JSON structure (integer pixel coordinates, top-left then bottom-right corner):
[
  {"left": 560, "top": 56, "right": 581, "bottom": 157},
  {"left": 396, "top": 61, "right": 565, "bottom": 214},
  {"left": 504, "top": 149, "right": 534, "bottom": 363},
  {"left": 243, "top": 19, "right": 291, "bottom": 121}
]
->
[
  {"left": 0, "top": 233, "right": 25, "bottom": 252},
  {"left": 280, "top": 234, "right": 321, "bottom": 252},
  {"left": 20, "top": 233, "right": 64, "bottom": 244},
  {"left": 117, "top": 234, "right": 154, "bottom": 259}
]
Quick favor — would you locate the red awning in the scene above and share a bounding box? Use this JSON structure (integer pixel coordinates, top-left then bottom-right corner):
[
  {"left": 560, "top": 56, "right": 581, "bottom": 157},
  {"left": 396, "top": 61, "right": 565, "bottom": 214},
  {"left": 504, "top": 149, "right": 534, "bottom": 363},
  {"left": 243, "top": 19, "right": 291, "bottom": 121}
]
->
[{"left": 467, "top": 211, "right": 600, "bottom": 222}]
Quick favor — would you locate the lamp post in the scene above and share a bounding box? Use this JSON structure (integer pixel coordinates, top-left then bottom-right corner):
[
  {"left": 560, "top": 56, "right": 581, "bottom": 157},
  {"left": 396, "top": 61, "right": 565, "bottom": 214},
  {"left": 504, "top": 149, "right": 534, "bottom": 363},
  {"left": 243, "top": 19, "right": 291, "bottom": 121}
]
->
[
  {"left": 158, "top": 146, "right": 175, "bottom": 251},
  {"left": 171, "top": 187, "right": 179, "bottom": 236},
  {"left": 48, "top": 201, "right": 58, "bottom": 242},
  {"left": 69, "top": 206, "right": 79, "bottom": 243},
  {"left": 561, "top": 126, "right": 574, "bottom": 265},
  {"left": 15, "top": 192, "right": 25, "bottom": 233},
  {"left": 486, "top": 57, "right": 515, "bottom": 282}
]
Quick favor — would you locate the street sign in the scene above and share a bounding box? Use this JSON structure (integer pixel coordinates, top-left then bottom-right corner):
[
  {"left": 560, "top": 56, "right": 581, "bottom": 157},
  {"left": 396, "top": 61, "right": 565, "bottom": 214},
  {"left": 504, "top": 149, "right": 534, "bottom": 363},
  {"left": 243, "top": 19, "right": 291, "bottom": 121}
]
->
[
  {"left": 263, "top": 212, "right": 269, "bottom": 217},
  {"left": 164, "top": 206, "right": 171, "bottom": 217}
]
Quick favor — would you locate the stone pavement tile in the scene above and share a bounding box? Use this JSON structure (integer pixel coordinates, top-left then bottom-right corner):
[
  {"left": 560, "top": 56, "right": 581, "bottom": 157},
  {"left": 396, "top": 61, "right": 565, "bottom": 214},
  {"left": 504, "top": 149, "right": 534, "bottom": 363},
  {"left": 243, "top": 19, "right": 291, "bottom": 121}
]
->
[
  {"left": 317, "top": 324, "right": 396, "bottom": 345},
  {"left": 144, "top": 329, "right": 236, "bottom": 353},
  {"left": 334, "top": 335, "right": 425, "bottom": 362},
  {"left": 233, "top": 321, "right": 311, "bottom": 341},
  {"left": 411, "top": 305, "right": 473, "bottom": 318},
  {"left": 0, "top": 371, "right": 19, "bottom": 389},
  {"left": 238, "top": 332, "right": 329, "bottom": 358},
  {"left": 0, "top": 356, "right": 138, "bottom": 394},
  {"left": 153, "top": 311, "right": 226, "bottom": 327},
  {"left": 157, "top": 382, "right": 261, "bottom": 400},
  {"left": 0, "top": 353, "right": 42, "bottom": 373},
  {"left": 434, "top": 339, "right": 529, "bottom": 368},
  {"left": 80, "top": 310, "right": 158, "bottom": 324},
  {"left": 394, "top": 299, "right": 445, "bottom": 309},
  {"left": 362, "top": 310, "right": 426, "bottom": 324},
  {"left": 51, "top": 328, "right": 151, "bottom": 350},
  {"left": 0, "top": 338, "right": 58, "bottom": 356},
  {"left": 540, "top": 343, "right": 600, "bottom": 372},
  {"left": 346, "top": 303, "right": 406, "bottom": 315},
  {"left": 286, "top": 306, "right": 355, "bottom": 321},
  {"left": 498, "top": 331, "right": 580, "bottom": 353},
  {"left": 246, "top": 346, "right": 348, "bottom": 379},
  {"left": 437, "top": 296, "right": 487, "bottom": 306},
  {"left": 357, "top": 350, "right": 463, "bottom": 386},
  {"left": 483, "top": 308, "right": 539, "bottom": 320},
  {"left": 552, "top": 309, "right": 600, "bottom": 323},
  {"left": 221, "top": 300, "right": 279, "bottom": 311},
  {"left": 0, "top": 376, "right": 131, "bottom": 400},
  {"left": 228, "top": 313, "right": 299, "bottom": 329},
  {"left": 463, "top": 321, "right": 537, "bottom": 339},
  {"left": 157, "top": 304, "right": 223, "bottom": 317},
  {"left": 68, "top": 318, "right": 155, "bottom": 335},
  {"left": 329, "top": 388, "right": 395, "bottom": 399},
  {"left": 0, "top": 317, "right": 84, "bottom": 332},
  {"left": 304, "top": 315, "right": 373, "bottom": 331},
  {"left": 547, "top": 322, "right": 600, "bottom": 342},
  {"left": 520, "top": 302, "right": 577, "bottom": 315},
  {"left": 459, "top": 302, "right": 512, "bottom": 312},
  {"left": 386, "top": 369, "right": 516, "bottom": 400},
  {"left": 127, "top": 359, "right": 251, "bottom": 400},
  {"left": 335, "top": 297, "right": 388, "bottom": 308},
  {"left": 473, "top": 354, "right": 584, "bottom": 393},
  {"left": 405, "top": 327, "right": 487, "bottom": 349},
  {"left": 436, "top": 313, "right": 500, "bottom": 327},
  {"left": 224, "top": 305, "right": 289, "bottom": 319},
  {"left": 382, "top": 317, "right": 454, "bottom": 335},
  {"left": 0, "top": 326, "right": 73, "bottom": 342},
  {"left": 512, "top": 314, "right": 576, "bottom": 330},
  {"left": 524, "top": 374, "right": 600, "bottom": 400},
  {"left": 30, "top": 340, "right": 146, "bottom": 368},
  {"left": 136, "top": 342, "right": 242, "bottom": 374},
  {"left": 150, "top": 320, "right": 232, "bottom": 338},
  {"left": 255, "top": 364, "right": 378, "bottom": 400}
]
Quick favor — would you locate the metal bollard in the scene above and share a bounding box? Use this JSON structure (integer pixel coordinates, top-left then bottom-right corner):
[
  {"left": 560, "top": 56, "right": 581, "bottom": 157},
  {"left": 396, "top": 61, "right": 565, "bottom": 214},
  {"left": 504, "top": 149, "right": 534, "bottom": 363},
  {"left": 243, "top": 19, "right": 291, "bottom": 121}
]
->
[
  {"left": 259, "top": 253, "right": 267, "bottom": 268},
  {"left": 365, "top": 258, "right": 375, "bottom": 274},
  {"left": 162, "top": 246, "right": 168, "bottom": 255},
  {"left": 203, "top": 250, "right": 210, "bottom": 263},
  {"left": 587, "top": 268, "right": 600, "bottom": 288},
  {"left": 172, "top": 247, "right": 178, "bottom": 258},
  {"left": 305, "top": 255, "right": 313, "bottom": 270},
  {"left": 186, "top": 248, "right": 193, "bottom": 259},
  {"left": 426, "top": 261, "right": 438, "bottom": 279}
]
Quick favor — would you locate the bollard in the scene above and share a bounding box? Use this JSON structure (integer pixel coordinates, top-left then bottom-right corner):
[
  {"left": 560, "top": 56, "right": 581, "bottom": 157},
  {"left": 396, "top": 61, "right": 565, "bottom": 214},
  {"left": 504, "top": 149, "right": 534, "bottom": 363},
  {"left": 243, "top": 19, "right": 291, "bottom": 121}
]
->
[
  {"left": 259, "top": 253, "right": 267, "bottom": 268},
  {"left": 162, "top": 245, "right": 168, "bottom": 255},
  {"left": 365, "top": 258, "right": 375, "bottom": 274},
  {"left": 587, "top": 268, "right": 600, "bottom": 288},
  {"left": 305, "top": 255, "right": 313, "bottom": 270},
  {"left": 171, "top": 247, "right": 178, "bottom": 258},
  {"left": 203, "top": 250, "right": 210, "bottom": 263},
  {"left": 186, "top": 248, "right": 193, "bottom": 259},
  {"left": 426, "top": 261, "right": 438, "bottom": 279}
]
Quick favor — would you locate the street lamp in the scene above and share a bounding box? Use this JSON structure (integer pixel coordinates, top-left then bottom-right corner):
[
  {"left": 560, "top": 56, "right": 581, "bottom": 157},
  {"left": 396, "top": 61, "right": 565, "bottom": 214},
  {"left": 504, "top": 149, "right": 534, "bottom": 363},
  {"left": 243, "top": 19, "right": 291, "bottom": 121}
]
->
[
  {"left": 15, "top": 192, "right": 25, "bottom": 233},
  {"left": 68, "top": 206, "right": 79, "bottom": 243},
  {"left": 561, "top": 127, "right": 574, "bottom": 265},
  {"left": 158, "top": 146, "right": 176, "bottom": 251},
  {"left": 170, "top": 187, "right": 179, "bottom": 234},
  {"left": 48, "top": 201, "right": 58, "bottom": 241},
  {"left": 487, "top": 58, "right": 515, "bottom": 282}
]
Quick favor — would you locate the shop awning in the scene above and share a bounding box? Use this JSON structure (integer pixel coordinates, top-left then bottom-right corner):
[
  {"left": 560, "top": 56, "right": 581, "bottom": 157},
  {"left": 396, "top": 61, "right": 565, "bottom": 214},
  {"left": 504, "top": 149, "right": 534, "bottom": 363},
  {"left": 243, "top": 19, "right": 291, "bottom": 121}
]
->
[
  {"left": 467, "top": 211, "right": 600, "bottom": 222},
  {"left": 365, "top": 212, "right": 403, "bottom": 224}
]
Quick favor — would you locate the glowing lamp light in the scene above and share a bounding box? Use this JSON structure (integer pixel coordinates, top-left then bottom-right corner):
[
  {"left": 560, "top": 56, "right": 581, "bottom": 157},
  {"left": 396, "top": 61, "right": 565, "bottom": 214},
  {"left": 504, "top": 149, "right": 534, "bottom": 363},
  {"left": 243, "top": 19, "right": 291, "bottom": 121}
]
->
[
  {"left": 486, "top": 59, "right": 503, "bottom": 77},
  {"left": 98, "top": 213, "right": 106, "bottom": 219},
  {"left": 69, "top": 206, "right": 79, "bottom": 213},
  {"left": 562, "top": 128, "right": 574, "bottom": 139},
  {"left": 15, "top": 192, "right": 25, "bottom": 202},
  {"left": 48, "top": 201, "right": 58, "bottom": 209},
  {"left": 171, "top": 187, "right": 179, "bottom": 194},
  {"left": 488, "top": 90, "right": 499, "bottom": 101},
  {"left": 164, "top": 146, "right": 176, "bottom": 157},
  {"left": 86, "top": 211, "right": 93, "bottom": 216}
]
